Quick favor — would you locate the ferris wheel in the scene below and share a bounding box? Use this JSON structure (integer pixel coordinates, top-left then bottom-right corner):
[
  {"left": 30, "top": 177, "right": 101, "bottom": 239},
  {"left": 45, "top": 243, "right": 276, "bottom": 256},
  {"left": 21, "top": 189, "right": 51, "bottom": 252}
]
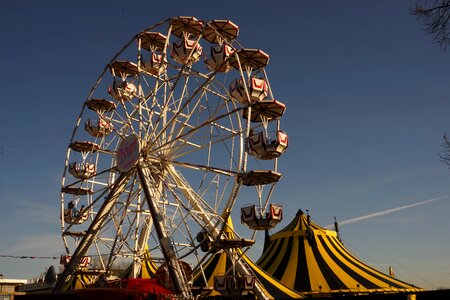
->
[{"left": 56, "top": 17, "right": 289, "bottom": 298}]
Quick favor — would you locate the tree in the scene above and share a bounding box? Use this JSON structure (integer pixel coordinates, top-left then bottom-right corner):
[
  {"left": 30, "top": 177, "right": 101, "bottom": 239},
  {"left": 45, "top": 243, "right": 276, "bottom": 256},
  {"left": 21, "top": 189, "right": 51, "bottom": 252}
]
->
[
  {"left": 413, "top": 2, "right": 450, "bottom": 165},
  {"left": 440, "top": 134, "right": 450, "bottom": 166},
  {"left": 412, "top": 0, "right": 450, "bottom": 49}
]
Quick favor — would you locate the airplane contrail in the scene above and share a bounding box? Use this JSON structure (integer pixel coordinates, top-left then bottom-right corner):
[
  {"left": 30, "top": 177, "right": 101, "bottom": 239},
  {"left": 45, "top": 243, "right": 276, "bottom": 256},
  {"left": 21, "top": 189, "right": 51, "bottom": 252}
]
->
[{"left": 326, "top": 196, "right": 450, "bottom": 228}]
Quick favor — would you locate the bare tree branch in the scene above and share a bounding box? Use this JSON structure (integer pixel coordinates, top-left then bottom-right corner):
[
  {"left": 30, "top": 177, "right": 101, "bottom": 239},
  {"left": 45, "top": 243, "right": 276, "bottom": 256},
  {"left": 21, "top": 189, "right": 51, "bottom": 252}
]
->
[
  {"left": 412, "top": 0, "right": 450, "bottom": 49},
  {"left": 439, "top": 134, "right": 450, "bottom": 166}
]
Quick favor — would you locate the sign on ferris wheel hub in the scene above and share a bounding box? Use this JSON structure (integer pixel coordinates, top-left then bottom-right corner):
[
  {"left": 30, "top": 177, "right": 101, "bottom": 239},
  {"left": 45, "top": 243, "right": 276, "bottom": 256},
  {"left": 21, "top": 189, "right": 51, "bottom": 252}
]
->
[{"left": 116, "top": 135, "right": 141, "bottom": 172}]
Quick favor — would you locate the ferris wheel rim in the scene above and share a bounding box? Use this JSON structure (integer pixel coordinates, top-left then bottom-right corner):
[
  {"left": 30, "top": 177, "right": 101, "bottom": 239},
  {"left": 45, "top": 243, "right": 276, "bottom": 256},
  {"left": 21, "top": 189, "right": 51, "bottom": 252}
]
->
[{"left": 57, "top": 16, "right": 286, "bottom": 299}]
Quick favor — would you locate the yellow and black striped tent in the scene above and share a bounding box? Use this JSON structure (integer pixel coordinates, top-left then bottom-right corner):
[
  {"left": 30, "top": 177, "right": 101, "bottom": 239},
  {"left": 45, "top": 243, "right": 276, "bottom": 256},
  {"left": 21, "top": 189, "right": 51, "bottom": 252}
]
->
[
  {"left": 192, "top": 249, "right": 303, "bottom": 299},
  {"left": 120, "top": 247, "right": 158, "bottom": 279},
  {"left": 59, "top": 272, "right": 97, "bottom": 290},
  {"left": 139, "top": 248, "right": 158, "bottom": 278},
  {"left": 257, "top": 210, "right": 422, "bottom": 296},
  {"left": 192, "top": 217, "right": 303, "bottom": 299}
]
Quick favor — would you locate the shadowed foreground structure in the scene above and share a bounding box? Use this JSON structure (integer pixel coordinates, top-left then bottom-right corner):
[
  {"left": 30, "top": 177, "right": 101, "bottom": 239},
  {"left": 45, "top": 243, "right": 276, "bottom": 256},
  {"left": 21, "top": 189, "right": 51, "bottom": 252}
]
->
[{"left": 15, "top": 211, "right": 450, "bottom": 299}]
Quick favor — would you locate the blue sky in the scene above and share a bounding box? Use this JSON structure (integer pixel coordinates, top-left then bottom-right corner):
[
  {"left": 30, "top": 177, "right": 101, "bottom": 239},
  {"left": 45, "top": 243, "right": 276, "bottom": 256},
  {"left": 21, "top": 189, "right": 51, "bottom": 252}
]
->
[{"left": 1, "top": 0, "right": 450, "bottom": 290}]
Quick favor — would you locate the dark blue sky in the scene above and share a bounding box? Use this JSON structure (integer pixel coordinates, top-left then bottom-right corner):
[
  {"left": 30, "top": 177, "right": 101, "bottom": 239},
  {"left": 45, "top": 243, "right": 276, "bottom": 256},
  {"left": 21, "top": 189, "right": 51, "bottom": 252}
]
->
[{"left": 1, "top": 0, "right": 450, "bottom": 289}]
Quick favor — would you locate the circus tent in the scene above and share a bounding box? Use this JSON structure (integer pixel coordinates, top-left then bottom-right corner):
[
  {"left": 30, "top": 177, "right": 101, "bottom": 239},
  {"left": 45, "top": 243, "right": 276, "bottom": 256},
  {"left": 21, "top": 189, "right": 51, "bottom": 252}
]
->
[
  {"left": 120, "top": 247, "right": 158, "bottom": 280},
  {"left": 192, "top": 218, "right": 303, "bottom": 299},
  {"left": 192, "top": 248, "right": 303, "bottom": 299},
  {"left": 256, "top": 210, "right": 422, "bottom": 297}
]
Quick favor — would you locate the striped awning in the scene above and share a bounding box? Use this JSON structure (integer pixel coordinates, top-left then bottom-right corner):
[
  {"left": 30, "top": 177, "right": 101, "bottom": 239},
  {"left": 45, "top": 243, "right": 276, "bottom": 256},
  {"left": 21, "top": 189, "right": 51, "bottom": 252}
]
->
[{"left": 257, "top": 210, "right": 422, "bottom": 296}]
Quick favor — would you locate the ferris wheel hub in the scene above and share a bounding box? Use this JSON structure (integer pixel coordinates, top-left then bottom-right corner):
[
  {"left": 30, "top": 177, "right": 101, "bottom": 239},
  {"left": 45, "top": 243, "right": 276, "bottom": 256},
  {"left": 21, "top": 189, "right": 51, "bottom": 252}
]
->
[{"left": 117, "top": 135, "right": 141, "bottom": 172}]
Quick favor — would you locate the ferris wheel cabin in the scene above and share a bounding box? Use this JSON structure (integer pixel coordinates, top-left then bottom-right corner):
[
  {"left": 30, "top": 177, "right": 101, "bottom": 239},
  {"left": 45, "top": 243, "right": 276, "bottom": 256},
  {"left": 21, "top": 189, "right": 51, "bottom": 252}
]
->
[
  {"left": 230, "top": 77, "right": 268, "bottom": 104},
  {"left": 108, "top": 61, "right": 138, "bottom": 101},
  {"left": 170, "top": 17, "right": 203, "bottom": 66},
  {"left": 140, "top": 32, "right": 168, "bottom": 76},
  {"left": 85, "top": 118, "right": 113, "bottom": 138},
  {"left": 241, "top": 204, "right": 283, "bottom": 230},
  {"left": 85, "top": 98, "right": 117, "bottom": 112},
  {"left": 246, "top": 130, "right": 288, "bottom": 160},
  {"left": 143, "top": 52, "right": 167, "bottom": 76},
  {"left": 203, "top": 20, "right": 239, "bottom": 73},
  {"left": 68, "top": 162, "right": 96, "bottom": 180},
  {"left": 63, "top": 207, "right": 89, "bottom": 225},
  {"left": 171, "top": 37, "right": 203, "bottom": 66},
  {"left": 205, "top": 44, "right": 235, "bottom": 72},
  {"left": 108, "top": 79, "right": 137, "bottom": 102},
  {"left": 214, "top": 274, "right": 255, "bottom": 297}
]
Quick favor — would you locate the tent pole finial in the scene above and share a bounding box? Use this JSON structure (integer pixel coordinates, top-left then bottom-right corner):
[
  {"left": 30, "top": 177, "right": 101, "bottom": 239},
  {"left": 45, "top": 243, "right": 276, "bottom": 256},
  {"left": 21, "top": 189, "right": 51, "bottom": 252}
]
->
[{"left": 334, "top": 216, "right": 342, "bottom": 242}]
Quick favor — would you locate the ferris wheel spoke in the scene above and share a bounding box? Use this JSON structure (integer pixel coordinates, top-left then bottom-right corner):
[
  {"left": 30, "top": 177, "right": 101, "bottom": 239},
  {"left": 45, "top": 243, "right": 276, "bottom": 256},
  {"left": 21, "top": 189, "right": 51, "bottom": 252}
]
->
[
  {"left": 108, "top": 184, "right": 142, "bottom": 259},
  {"left": 171, "top": 180, "right": 219, "bottom": 218},
  {"left": 160, "top": 175, "right": 222, "bottom": 254},
  {"left": 148, "top": 70, "right": 220, "bottom": 150},
  {"left": 109, "top": 112, "right": 136, "bottom": 139},
  {"left": 163, "top": 176, "right": 213, "bottom": 221},
  {"left": 145, "top": 69, "right": 190, "bottom": 142},
  {"left": 200, "top": 82, "right": 231, "bottom": 102},
  {"left": 170, "top": 129, "right": 241, "bottom": 161},
  {"left": 165, "top": 165, "right": 225, "bottom": 235},
  {"left": 116, "top": 101, "right": 137, "bottom": 132},
  {"left": 55, "top": 171, "right": 133, "bottom": 290},
  {"left": 64, "top": 166, "right": 118, "bottom": 189},
  {"left": 167, "top": 159, "right": 236, "bottom": 177},
  {"left": 197, "top": 172, "right": 232, "bottom": 212},
  {"left": 166, "top": 90, "right": 207, "bottom": 145},
  {"left": 154, "top": 104, "right": 244, "bottom": 156},
  {"left": 139, "top": 84, "right": 165, "bottom": 138}
]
